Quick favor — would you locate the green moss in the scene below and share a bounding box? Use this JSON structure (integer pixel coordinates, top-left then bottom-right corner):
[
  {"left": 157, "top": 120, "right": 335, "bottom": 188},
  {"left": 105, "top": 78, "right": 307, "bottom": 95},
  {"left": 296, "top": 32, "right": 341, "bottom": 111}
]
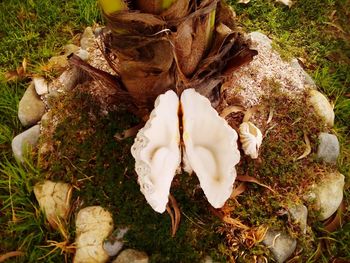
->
[{"left": 37, "top": 88, "right": 226, "bottom": 262}]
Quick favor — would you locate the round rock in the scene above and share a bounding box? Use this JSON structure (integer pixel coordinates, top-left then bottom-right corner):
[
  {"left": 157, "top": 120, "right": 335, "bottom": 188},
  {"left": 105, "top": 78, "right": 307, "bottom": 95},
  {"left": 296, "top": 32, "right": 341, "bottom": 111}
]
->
[
  {"left": 103, "top": 227, "right": 129, "bottom": 257},
  {"left": 18, "top": 83, "right": 45, "bottom": 126},
  {"left": 289, "top": 58, "right": 316, "bottom": 88},
  {"left": 308, "top": 90, "right": 334, "bottom": 127},
  {"left": 309, "top": 172, "right": 345, "bottom": 220},
  {"left": 12, "top": 124, "right": 40, "bottom": 162},
  {"left": 80, "top": 27, "right": 95, "bottom": 50},
  {"left": 74, "top": 206, "right": 114, "bottom": 263},
  {"left": 34, "top": 180, "right": 72, "bottom": 228},
  {"left": 289, "top": 204, "right": 308, "bottom": 234},
  {"left": 249, "top": 31, "right": 272, "bottom": 49},
  {"left": 263, "top": 229, "right": 297, "bottom": 263},
  {"left": 317, "top": 132, "right": 340, "bottom": 164},
  {"left": 112, "top": 249, "right": 149, "bottom": 263},
  {"left": 33, "top": 77, "right": 48, "bottom": 95}
]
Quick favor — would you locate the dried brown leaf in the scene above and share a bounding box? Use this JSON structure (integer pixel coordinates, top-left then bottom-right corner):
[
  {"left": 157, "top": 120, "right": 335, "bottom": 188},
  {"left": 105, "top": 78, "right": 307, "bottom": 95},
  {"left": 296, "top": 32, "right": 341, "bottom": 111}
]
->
[
  {"left": 267, "top": 107, "right": 274, "bottom": 124},
  {"left": 242, "top": 225, "right": 268, "bottom": 248},
  {"left": 220, "top": 105, "right": 245, "bottom": 118},
  {"left": 296, "top": 132, "right": 311, "bottom": 160},
  {"left": 4, "top": 58, "right": 28, "bottom": 82},
  {"left": 22, "top": 58, "right": 27, "bottom": 73},
  {"left": 243, "top": 106, "right": 258, "bottom": 122},
  {"left": 160, "top": 0, "right": 190, "bottom": 20},
  {"left": 114, "top": 123, "right": 144, "bottom": 140},
  {"left": 323, "top": 200, "right": 345, "bottom": 232},
  {"left": 0, "top": 251, "right": 24, "bottom": 262},
  {"left": 236, "top": 175, "right": 276, "bottom": 193},
  {"left": 223, "top": 216, "right": 249, "bottom": 230},
  {"left": 166, "top": 194, "right": 181, "bottom": 237},
  {"left": 230, "top": 182, "right": 247, "bottom": 199}
]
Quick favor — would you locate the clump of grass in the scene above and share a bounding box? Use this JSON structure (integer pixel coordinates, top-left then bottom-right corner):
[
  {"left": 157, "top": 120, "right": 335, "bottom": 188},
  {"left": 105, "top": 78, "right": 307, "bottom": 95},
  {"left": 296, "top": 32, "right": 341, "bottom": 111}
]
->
[
  {"left": 0, "top": 157, "right": 67, "bottom": 261},
  {"left": 0, "top": 0, "right": 101, "bottom": 261}
]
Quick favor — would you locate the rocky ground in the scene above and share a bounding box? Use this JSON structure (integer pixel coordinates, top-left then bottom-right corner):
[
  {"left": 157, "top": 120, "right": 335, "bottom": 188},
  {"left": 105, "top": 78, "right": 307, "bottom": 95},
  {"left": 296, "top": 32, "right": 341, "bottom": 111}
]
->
[{"left": 11, "top": 27, "right": 344, "bottom": 262}]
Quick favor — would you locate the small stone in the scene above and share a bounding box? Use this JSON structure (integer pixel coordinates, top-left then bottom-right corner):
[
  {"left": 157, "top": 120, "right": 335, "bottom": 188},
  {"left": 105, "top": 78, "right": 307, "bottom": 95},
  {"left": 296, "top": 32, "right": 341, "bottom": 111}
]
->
[
  {"left": 64, "top": 44, "right": 89, "bottom": 61},
  {"left": 63, "top": 44, "right": 80, "bottom": 55},
  {"left": 34, "top": 180, "right": 72, "bottom": 228},
  {"left": 18, "top": 83, "right": 46, "bottom": 126},
  {"left": 46, "top": 67, "right": 82, "bottom": 100},
  {"left": 94, "top": 27, "right": 103, "bottom": 36},
  {"left": 74, "top": 206, "right": 114, "bottom": 263},
  {"left": 308, "top": 90, "right": 334, "bottom": 127},
  {"left": 103, "top": 227, "right": 129, "bottom": 257},
  {"left": 76, "top": 49, "right": 89, "bottom": 61},
  {"left": 57, "top": 67, "right": 82, "bottom": 91},
  {"left": 81, "top": 27, "right": 95, "bottom": 50},
  {"left": 317, "top": 133, "right": 340, "bottom": 164},
  {"left": 263, "top": 229, "right": 296, "bottom": 263},
  {"left": 309, "top": 172, "right": 344, "bottom": 220},
  {"left": 12, "top": 125, "right": 40, "bottom": 162},
  {"left": 33, "top": 77, "right": 48, "bottom": 95},
  {"left": 113, "top": 249, "right": 149, "bottom": 263},
  {"left": 40, "top": 111, "right": 52, "bottom": 127},
  {"left": 289, "top": 204, "right": 308, "bottom": 234}
]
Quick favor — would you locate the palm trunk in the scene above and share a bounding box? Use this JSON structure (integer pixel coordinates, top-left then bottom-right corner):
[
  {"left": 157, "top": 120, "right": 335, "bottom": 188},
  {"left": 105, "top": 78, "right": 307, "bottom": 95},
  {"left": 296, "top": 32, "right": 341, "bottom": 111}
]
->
[{"left": 71, "top": 0, "right": 257, "bottom": 114}]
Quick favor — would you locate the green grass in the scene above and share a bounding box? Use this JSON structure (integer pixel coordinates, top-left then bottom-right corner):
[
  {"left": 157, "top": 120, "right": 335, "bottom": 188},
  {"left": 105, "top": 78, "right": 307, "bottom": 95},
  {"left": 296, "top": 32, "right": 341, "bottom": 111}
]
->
[
  {"left": 0, "top": 0, "right": 101, "bottom": 261},
  {"left": 0, "top": 0, "right": 349, "bottom": 262}
]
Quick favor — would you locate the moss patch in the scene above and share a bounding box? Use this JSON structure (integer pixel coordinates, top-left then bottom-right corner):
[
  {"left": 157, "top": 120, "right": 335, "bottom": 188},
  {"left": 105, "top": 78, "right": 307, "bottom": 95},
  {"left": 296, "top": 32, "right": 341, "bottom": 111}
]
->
[{"left": 38, "top": 86, "right": 227, "bottom": 262}]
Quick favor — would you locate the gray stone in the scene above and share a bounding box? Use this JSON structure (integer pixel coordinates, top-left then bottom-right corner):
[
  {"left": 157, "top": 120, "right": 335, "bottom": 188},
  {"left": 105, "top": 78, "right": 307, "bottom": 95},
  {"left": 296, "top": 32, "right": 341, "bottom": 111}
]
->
[
  {"left": 94, "top": 27, "right": 103, "bottom": 36},
  {"left": 289, "top": 204, "right": 308, "bottom": 234},
  {"left": 309, "top": 172, "right": 344, "bottom": 220},
  {"left": 46, "top": 67, "right": 82, "bottom": 97},
  {"left": 308, "top": 90, "right": 335, "bottom": 127},
  {"left": 263, "top": 229, "right": 297, "bottom": 263},
  {"left": 75, "top": 49, "right": 89, "bottom": 61},
  {"left": 57, "top": 67, "right": 83, "bottom": 91},
  {"left": 18, "top": 84, "right": 46, "bottom": 126},
  {"left": 64, "top": 44, "right": 89, "bottom": 61},
  {"left": 112, "top": 249, "right": 149, "bottom": 263},
  {"left": 103, "top": 227, "right": 129, "bottom": 257},
  {"left": 12, "top": 125, "right": 40, "bottom": 162},
  {"left": 80, "top": 27, "right": 95, "bottom": 50},
  {"left": 249, "top": 31, "right": 272, "bottom": 49},
  {"left": 289, "top": 58, "right": 316, "bottom": 88},
  {"left": 317, "top": 133, "right": 340, "bottom": 164}
]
